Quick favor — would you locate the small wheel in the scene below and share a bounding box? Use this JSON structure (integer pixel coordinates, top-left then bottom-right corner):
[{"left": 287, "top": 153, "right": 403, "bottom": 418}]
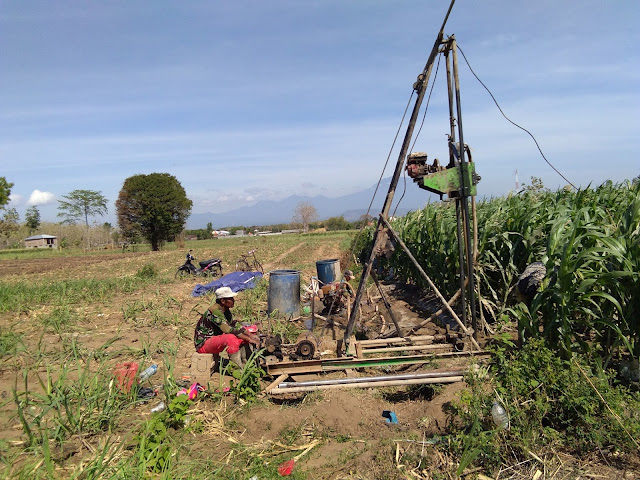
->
[
  {"left": 213, "top": 264, "right": 223, "bottom": 277},
  {"left": 236, "top": 260, "right": 250, "bottom": 272},
  {"left": 175, "top": 268, "right": 190, "bottom": 279},
  {"left": 295, "top": 340, "right": 316, "bottom": 360},
  {"left": 253, "top": 260, "right": 264, "bottom": 274}
]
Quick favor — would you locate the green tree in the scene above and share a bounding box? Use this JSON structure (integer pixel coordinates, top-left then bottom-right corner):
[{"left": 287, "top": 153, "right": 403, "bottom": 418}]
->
[
  {"left": 324, "top": 216, "right": 351, "bottom": 231},
  {"left": 206, "top": 222, "right": 213, "bottom": 233},
  {"left": 353, "top": 213, "right": 374, "bottom": 229},
  {"left": 0, "top": 177, "right": 14, "bottom": 210},
  {"left": 57, "top": 189, "right": 108, "bottom": 226},
  {"left": 0, "top": 208, "right": 19, "bottom": 242},
  {"left": 115, "top": 173, "right": 192, "bottom": 251},
  {"left": 25, "top": 206, "right": 41, "bottom": 234}
]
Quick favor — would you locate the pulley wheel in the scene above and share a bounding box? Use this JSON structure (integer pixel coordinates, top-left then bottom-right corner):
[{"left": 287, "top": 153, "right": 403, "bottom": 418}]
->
[{"left": 295, "top": 340, "right": 316, "bottom": 360}]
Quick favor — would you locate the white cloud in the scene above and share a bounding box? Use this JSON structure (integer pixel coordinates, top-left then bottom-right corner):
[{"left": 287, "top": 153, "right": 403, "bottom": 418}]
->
[
  {"left": 8, "top": 193, "right": 23, "bottom": 206},
  {"left": 27, "top": 190, "right": 56, "bottom": 206}
]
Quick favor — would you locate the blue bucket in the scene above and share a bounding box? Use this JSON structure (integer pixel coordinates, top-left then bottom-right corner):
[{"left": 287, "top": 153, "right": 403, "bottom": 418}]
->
[
  {"left": 316, "top": 258, "right": 341, "bottom": 285},
  {"left": 267, "top": 270, "right": 301, "bottom": 318}
]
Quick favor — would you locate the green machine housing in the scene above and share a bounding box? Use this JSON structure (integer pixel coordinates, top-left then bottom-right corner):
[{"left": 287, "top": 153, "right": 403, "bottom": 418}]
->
[{"left": 406, "top": 151, "right": 480, "bottom": 199}]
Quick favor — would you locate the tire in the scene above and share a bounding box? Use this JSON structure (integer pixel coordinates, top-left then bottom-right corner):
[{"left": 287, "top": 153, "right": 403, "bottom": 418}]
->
[
  {"left": 175, "top": 267, "right": 191, "bottom": 279},
  {"left": 212, "top": 264, "right": 223, "bottom": 277},
  {"left": 253, "top": 260, "right": 264, "bottom": 274},
  {"left": 235, "top": 260, "right": 250, "bottom": 272}
]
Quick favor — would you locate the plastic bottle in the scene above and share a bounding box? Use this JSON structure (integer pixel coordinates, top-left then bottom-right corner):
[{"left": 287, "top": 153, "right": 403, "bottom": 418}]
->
[
  {"left": 491, "top": 401, "right": 509, "bottom": 430},
  {"left": 139, "top": 364, "right": 158, "bottom": 382},
  {"left": 150, "top": 402, "right": 165, "bottom": 413}
]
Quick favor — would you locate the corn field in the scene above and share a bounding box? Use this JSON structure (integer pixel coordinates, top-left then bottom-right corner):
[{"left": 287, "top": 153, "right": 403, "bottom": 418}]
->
[{"left": 364, "top": 180, "right": 640, "bottom": 363}]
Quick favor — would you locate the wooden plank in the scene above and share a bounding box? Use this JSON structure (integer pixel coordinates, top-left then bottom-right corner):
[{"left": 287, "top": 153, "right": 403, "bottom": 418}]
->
[
  {"left": 354, "top": 341, "right": 363, "bottom": 359},
  {"left": 264, "top": 374, "right": 289, "bottom": 393},
  {"left": 355, "top": 335, "right": 436, "bottom": 347},
  {"left": 265, "top": 350, "right": 489, "bottom": 376},
  {"left": 362, "top": 344, "right": 453, "bottom": 354}
]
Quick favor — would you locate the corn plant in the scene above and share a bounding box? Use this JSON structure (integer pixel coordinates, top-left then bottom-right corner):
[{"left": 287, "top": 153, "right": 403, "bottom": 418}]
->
[
  {"left": 13, "top": 356, "right": 135, "bottom": 448},
  {"left": 525, "top": 181, "right": 640, "bottom": 360},
  {"left": 355, "top": 180, "right": 639, "bottom": 362}
]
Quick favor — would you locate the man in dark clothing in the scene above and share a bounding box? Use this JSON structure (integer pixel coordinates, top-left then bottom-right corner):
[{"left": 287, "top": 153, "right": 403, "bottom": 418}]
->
[{"left": 193, "top": 287, "right": 258, "bottom": 368}]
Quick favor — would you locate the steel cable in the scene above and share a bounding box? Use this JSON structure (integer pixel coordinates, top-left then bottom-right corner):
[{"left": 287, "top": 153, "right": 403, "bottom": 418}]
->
[
  {"left": 456, "top": 45, "right": 577, "bottom": 190},
  {"left": 346, "top": 89, "right": 416, "bottom": 268},
  {"left": 393, "top": 53, "right": 443, "bottom": 218}
]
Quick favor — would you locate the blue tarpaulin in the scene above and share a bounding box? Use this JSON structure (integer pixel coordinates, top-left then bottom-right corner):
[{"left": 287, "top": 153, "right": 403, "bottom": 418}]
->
[{"left": 192, "top": 271, "right": 263, "bottom": 297}]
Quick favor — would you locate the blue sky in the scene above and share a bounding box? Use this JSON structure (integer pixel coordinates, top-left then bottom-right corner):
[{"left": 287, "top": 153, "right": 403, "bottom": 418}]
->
[{"left": 2, "top": 0, "right": 639, "bottom": 225}]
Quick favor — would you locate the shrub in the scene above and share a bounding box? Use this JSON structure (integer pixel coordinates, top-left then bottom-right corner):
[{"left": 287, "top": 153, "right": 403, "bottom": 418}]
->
[
  {"left": 444, "top": 339, "right": 640, "bottom": 474},
  {"left": 136, "top": 263, "right": 157, "bottom": 279}
]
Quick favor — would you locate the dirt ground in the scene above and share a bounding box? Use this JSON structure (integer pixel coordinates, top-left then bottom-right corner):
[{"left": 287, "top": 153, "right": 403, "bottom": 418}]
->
[{"left": 1, "top": 244, "right": 637, "bottom": 479}]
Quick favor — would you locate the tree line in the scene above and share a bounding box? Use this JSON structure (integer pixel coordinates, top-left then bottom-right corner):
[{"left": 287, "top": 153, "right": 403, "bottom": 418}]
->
[
  {"left": 184, "top": 215, "right": 374, "bottom": 239},
  {"left": 0, "top": 173, "right": 191, "bottom": 251},
  {"left": 1, "top": 175, "right": 375, "bottom": 250}
]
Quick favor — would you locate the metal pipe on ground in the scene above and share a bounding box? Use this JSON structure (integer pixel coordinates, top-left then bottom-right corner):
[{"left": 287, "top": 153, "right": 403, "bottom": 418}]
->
[
  {"left": 270, "top": 376, "right": 464, "bottom": 394},
  {"left": 279, "top": 370, "right": 465, "bottom": 388}
]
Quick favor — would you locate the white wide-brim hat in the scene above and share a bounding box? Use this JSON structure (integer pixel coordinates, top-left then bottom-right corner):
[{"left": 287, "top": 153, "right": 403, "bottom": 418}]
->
[{"left": 215, "top": 287, "right": 238, "bottom": 299}]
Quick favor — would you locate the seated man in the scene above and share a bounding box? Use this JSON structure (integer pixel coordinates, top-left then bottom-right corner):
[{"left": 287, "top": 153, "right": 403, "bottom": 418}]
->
[
  {"left": 319, "top": 270, "right": 355, "bottom": 313},
  {"left": 193, "top": 287, "right": 259, "bottom": 368}
]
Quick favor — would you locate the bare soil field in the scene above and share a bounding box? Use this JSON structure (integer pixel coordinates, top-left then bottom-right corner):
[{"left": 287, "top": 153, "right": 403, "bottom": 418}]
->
[
  {"left": 0, "top": 252, "right": 151, "bottom": 277},
  {"left": 0, "top": 235, "right": 636, "bottom": 479}
]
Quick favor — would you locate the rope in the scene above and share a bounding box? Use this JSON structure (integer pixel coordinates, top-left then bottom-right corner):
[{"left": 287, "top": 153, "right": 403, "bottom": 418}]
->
[
  {"left": 393, "top": 53, "right": 443, "bottom": 219},
  {"left": 346, "top": 89, "right": 416, "bottom": 268},
  {"left": 365, "top": 89, "right": 415, "bottom": 219}
]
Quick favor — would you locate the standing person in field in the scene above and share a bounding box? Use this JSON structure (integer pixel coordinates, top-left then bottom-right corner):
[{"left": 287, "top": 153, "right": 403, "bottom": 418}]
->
[{"left": 193, "top": 287, "right": 259, "bottom": 369}]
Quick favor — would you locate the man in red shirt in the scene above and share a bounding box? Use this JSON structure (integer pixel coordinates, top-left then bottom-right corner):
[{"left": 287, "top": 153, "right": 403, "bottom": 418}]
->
[{"left": 194, "top": 287, "right": 259, "bottom": 368}]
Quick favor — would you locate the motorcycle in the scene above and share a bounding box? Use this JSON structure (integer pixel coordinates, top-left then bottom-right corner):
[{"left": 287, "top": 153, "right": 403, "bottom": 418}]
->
[{"left": 175, "top": 256, "right": 223, "bottom": 279}]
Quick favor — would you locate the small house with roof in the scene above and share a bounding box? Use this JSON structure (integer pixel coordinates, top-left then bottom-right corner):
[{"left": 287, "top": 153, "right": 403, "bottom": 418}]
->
[{"left": 24, "top": 234, "right": 58, "bottom": 249}]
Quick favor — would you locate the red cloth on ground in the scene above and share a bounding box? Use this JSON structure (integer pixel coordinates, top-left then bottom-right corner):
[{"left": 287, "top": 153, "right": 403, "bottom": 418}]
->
[{"left": 196, "top": 333, "right": 244, "bottom": 355}]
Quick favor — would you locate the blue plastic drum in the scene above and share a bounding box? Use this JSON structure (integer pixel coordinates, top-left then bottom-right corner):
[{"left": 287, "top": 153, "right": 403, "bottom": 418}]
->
[
  {"left": 267, "top": 270, "right": 301, "bottom": 318},
  {"left": 316, "top": 258, "right": 341, "bottom": 285}
]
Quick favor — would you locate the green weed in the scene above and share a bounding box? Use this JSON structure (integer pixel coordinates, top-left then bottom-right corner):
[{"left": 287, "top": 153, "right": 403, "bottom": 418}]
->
[
  {"left": 0, "top": 328, "right": 24, "bottom": 357},
  {"left": 440, "top": 339, "right": 640, "bottom": 475},
  {"left": 135, "top": 263, "right": 157, "bottom": 279},
  {"left": 39, "top": 305, "right": 77, "bottom": 333},
  {"left": 226, "top": 349, "right": 265, "bottom": 402}
]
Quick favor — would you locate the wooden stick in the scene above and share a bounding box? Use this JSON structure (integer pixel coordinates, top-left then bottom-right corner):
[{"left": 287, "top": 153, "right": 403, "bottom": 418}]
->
[
  {"left": 293, "top": 440, "right": 319, "bottom": 461},
  {"left": 264, "top": 374, "right": 288, "bottom": 392},
  {"left": 362, "top": 344, "right": 452, "bottom": 354},
  {"left": 355, "top": 335, "right": 435, "bottom": 346}
]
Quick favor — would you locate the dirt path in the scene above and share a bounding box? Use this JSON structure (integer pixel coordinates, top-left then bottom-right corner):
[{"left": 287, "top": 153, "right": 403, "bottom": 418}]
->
[{"left": 263, "top": 242, "right": 304, "bottom": 270}]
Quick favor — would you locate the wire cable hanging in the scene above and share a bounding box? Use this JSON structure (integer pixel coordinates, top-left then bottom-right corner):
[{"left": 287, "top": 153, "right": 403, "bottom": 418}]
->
[
  {"left": 364, "top": 89, "right": 416, "bottom": 219},
  {"left": 345, "top": 89, "right": 417, "bottom": 269},
  {"left": 393, "top": 53, "right": 443, "bottom": 218},
  {"left": 456, "top": 45, "right": 577, "bottom": 190}
]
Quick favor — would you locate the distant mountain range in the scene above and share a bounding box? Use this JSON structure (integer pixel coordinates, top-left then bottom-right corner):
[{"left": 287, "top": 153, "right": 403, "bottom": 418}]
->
[{"left": 187, "top": 177, "right": 435, "bottom": 229}]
